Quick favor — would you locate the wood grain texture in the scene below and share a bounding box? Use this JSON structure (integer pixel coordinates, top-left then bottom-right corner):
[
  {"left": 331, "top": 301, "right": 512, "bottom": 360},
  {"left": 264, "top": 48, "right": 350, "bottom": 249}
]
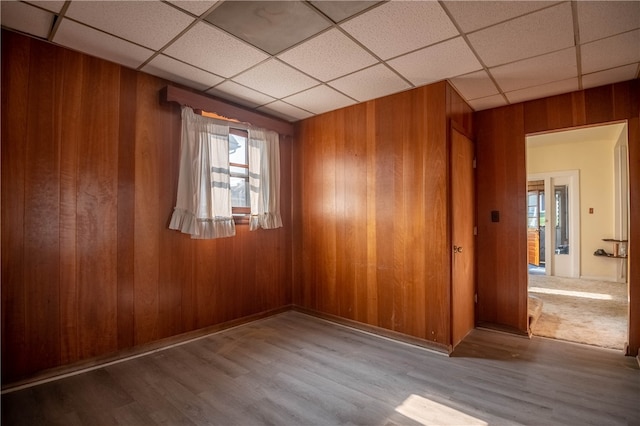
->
[
  {"left": 3, "top": 312, "right": 638, "bottom": 426},
  {"left": 1, "top": 30, "right": 292, "bottom": 383},
  {"left": 451, "top": 130, "right": 475, "bottom": 348},
  {"left": 59, "top": 47, "right": 84, "bottom": 366},
  {"left": 476, "top": 80, "right": 640, "bottom": 355},
  {"left": 1, "top": 30, "right": 30, "bottom": 379},
  {"left": 476, "top": 105, "right": 528, "bottom": 333},
  {"left": 23, "top": 36, "right": 62, "bottom": 373},
  {"left": 294, "top": 82, "right": 473, "bottom": 350}
]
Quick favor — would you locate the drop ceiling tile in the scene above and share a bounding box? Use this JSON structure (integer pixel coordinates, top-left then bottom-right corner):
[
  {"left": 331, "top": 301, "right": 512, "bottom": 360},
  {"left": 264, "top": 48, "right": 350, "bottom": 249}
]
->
[
  {"left": 340, "top": 1, "right": 459, "bottom": 60},
  {"left": 1, "top": 1, "right": 54, "bottom": 39},
  {"left": 310, "top": 1, "right": 381, "bottom": 23},
  {"left": 278, "top": 29, "right": 378, "bottom": 82},
  {"left": 53, "top": 19, "right": 153, "bottom": 69},
  {"left": 167, "top": 1, "right": 218, "bottom": 17},
  {"left": 467, "top": 2, "right": 574, "bottom": 67},
  {"left": 283, "top": 85, "right": 356, "bottom": 115},
  {"left": 490, "top": 47, "right": 577, "bottom": 93},
  {"left": 449, "top": 70, "right": 499, "bottom": 101},
  {"left": 443, "top": 1, "right": 558, "bottom": 33},
  {"left": 388, "top": 37, "right": 482, "bottom": 86},
  {"left": 204, "top": 1, "right": 330, "bottom": 55},
  {"left": 582, "top": 64, "right": 640, "bottom": 90},
  {"left": 258, "top": 101, "right": 313, "bottom": 122},
  {"left": 142, "top": 55, "right": 223, "bottom": 91},
  {"left": 505, "top": 78, "right": 578, "bottom": 104},
  {"left": 206, "top": 81, "right": 276, "bottom": 109},
  {"left": 468, "top": 94, "right": 507, "bottom": 111},
  {"left": 581, "top": 30, "right": 640, "bottom": 74},
  {"left": 232, "top": 59, "right": 319, "bottom": 99},
  {"left": 25, "top": 1, "right": 65, "bottom": 13},
  {"left": 329, "top": 64, "right": 411, "bottom": 102},
  {"left": 65, "top": 1, "right": 194, "bottom": 51},
  {"left": 577, "top": 1, "right": 640, "bottom": 44},
  {"left": 163, "top": 22, "right": 269, "bottom": 78}
]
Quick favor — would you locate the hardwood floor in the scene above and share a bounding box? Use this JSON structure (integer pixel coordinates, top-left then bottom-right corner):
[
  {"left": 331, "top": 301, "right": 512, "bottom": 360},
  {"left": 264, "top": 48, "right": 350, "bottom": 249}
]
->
[{"left": 2, "top": 311, "right": 639, "bottom": 425}]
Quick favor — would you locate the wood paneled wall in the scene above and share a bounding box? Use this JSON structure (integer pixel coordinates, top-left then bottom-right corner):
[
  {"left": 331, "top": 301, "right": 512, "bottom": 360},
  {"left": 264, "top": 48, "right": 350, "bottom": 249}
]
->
[
  {"left": 293, "top": 82, "right": 473, "bottom": 349},
  {"left": 1, "top": 30, "right": 292, "bottom": 383},
  {"left": 476, "top": 80, "right": 640, "bottom": 355}
]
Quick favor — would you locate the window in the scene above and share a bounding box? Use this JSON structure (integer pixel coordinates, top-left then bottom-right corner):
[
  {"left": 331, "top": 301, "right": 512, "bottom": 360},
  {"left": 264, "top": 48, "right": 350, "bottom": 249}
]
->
[
  {"left": 170, "top": 107, "right": 282, "bottom": 239},
  {"left": 229, "top": 129, "right": 250, "bottom": 217}
]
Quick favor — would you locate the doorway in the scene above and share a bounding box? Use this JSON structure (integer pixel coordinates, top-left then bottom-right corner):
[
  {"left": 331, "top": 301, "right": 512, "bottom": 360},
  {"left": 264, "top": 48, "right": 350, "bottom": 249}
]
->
[
  {"left": 526, "top": 123, "right": 629, "bottom": 350},
  {"left": 527, "top": 171, "right": 580, "bottom": 278},
  {"left": 527, "top": 180, "right": 545, "bottom": 274}
]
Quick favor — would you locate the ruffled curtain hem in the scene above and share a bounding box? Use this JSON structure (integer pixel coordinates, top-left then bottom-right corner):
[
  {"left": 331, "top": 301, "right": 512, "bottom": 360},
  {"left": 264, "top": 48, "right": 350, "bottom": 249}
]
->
[
  {"left": 249, "top": 213, "right": 283, "bottom": 231},
  {"left": 169, "top": 208, "right": 236, "bottom": 239}
]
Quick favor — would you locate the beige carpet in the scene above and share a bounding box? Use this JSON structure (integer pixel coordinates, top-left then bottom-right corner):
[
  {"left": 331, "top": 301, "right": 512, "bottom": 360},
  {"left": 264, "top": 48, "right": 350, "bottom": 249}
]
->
[{"left": 528, "top": 274, "right": 628, "bottom": 350}]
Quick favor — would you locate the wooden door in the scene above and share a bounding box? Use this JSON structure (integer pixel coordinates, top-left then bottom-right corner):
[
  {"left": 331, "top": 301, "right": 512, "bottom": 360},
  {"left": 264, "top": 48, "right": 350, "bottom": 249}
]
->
[{"left": 451, "top": 129, "right": 475, "bottom": 348}]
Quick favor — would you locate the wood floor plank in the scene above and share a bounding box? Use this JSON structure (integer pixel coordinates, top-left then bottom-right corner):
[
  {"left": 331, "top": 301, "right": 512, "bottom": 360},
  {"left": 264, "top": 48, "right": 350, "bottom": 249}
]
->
[{"left": 2, "top": 311, "right": 639, "bottom": 425}]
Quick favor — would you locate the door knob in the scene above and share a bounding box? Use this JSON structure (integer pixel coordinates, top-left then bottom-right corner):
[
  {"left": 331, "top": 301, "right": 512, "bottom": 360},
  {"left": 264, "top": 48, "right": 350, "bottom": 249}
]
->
[{"left": 453, "top": 245, "right": 463, "bottom": 253}]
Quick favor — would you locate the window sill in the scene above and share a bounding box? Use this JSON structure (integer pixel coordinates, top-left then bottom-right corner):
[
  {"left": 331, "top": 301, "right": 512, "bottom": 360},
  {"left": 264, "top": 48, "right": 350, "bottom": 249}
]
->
[{"left": 233, "top": 215, "right": 250, "bottom": 225}]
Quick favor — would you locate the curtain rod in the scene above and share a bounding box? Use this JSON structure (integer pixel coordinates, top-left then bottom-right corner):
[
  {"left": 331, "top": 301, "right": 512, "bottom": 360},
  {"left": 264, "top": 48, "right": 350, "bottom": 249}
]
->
[{"left": 160, "top": 85, "right": 294, "bottom": 136}]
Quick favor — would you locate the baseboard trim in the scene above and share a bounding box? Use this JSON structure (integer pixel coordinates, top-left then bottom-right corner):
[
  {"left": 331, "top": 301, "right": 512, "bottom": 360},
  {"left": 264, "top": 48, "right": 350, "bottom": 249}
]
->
[
  {"left": 292, "top": 306, "right": 451, "bottom": 355},
  {"left": 1, "top": 305, "right": 291, "bottom": 394}
]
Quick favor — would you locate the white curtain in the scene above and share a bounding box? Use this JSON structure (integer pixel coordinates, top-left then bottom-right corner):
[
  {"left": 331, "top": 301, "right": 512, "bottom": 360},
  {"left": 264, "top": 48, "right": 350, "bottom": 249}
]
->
[
  {"left": 169, "top": 107, "right": 236, "bottom": 239},
  {"left": 248, "top": 128, "right": 282, "bottom": 230}
]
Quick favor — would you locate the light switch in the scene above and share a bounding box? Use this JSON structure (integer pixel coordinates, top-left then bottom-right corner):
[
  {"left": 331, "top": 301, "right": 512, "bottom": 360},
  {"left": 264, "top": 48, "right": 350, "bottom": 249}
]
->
[{"left": 589, "top": 208, "right": 594, "bottom": 214}]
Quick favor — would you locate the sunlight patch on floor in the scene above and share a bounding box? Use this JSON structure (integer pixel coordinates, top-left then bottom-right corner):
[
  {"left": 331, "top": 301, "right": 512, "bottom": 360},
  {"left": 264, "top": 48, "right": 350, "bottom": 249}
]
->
[
  {"left": 395, "top": 394, "right": 488, "bottom": 426},
  {"left": 529, "top": 286, "right": 613, "bottom": 300}
]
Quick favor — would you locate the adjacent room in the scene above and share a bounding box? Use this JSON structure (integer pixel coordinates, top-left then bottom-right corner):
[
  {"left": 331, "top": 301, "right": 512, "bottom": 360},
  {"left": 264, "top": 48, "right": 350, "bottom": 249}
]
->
[
  {"left": 526, "top": 124, "right": 630, "bottom": 350},
  {"left": 2, "top": 1, "right": 639, "bottom": 425}
]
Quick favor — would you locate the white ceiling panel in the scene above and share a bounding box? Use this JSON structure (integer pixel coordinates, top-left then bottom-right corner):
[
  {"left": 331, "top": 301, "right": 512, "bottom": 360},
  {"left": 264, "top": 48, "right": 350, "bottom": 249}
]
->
[
  {"left": 449, "top": 70, "right": 500, "bottom": 101},
  {"left": 25, "top": 1, "right": 66, "bottom": 13},
  {"left": 167, "top": 1, "right": 218, "bottom": 17},
  {"left": 163, "top": 22, "right": 269, "bottom": 78},
  {"left": 142, "top": 55, "right": 223, "bottom": 91},
  {"left": 232, "top": 59, "right": 319, "bottom": 99},
  {"left": 65, "top": 1, "right": 194, "bottom": 51},
  {"left": 278, "top": 28, "right": 378, "bottom": 82},
  {"left": 3, "top": 0, "right": 638, "bottom": 120},
  {"left": 388, "top": 37, "right": 482, "bottom": 86},
  {"left": 505, "top": 78, "right": 579, "bottom": 104},
  {"left": 467, "top": 2, "right": 574, "bottom": 67},
  {"left": 53, "top": 19, "right": 153, "bottom": 69},
  {"left": 581, "top": 30, "right": 640, "bottom": 74},
  {"left": 310, "top": 1, "right": 380, "bottom": 23},
  {"left": 443, "top": 1, "right": 558, "bottom": 33},
  {"left": 283, "top": 85, "right": 356, "bottom": 115},
  {"left": 582, "top": 64, "right": 640, "bottom": 90},
  {"left": 329, "top": 64, "right": 411, "bottom": 102},
  {"left": 258, "top": 101, "right": 314, "bottom": 122},
  {"left": 467, "top": 94, "right": 508, "bottom": 111},
  {"left": 491, "top": 47, "right": 577, "bottom": 93},
  {"left": 340, "top": 1, "right": 459, "bottom": 60},
  {"left": 577, "top": 1, "right": 640, "bottom": 44},
  {"left": 206, "top": 81, "right": 276, "bottom": 109},
  {"left": 1, "top": 1, "right": 54, "bottom": 39}
]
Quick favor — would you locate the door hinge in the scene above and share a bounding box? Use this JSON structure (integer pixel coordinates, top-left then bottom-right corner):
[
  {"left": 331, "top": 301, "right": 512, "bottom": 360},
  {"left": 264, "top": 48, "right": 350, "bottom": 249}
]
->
[
  {"left": 473, "top": 158, "right": 477, "bottom": 168},
  {"left": 474, "top": 294, "right": 478, "bottom": 303},
  {"left": 473, "top": 226, "right": 478, "bottom": 236}
]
